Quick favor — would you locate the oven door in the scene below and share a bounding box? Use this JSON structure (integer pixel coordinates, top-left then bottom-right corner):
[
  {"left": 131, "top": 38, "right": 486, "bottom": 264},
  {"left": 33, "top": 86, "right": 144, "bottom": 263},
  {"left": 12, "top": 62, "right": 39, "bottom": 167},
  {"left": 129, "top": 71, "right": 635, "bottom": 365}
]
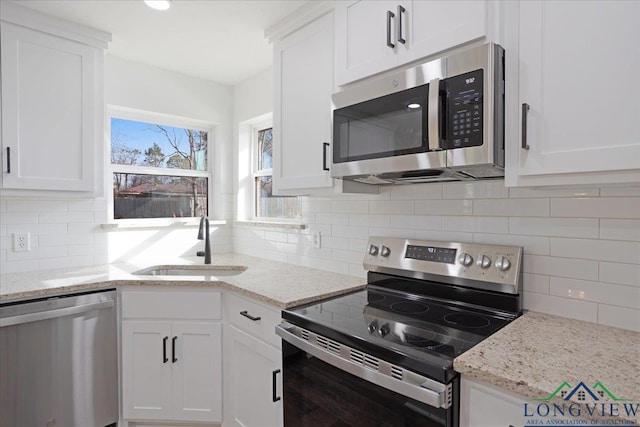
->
[{"left": 277, "top": 323, "right": 457, "bottom": 427}]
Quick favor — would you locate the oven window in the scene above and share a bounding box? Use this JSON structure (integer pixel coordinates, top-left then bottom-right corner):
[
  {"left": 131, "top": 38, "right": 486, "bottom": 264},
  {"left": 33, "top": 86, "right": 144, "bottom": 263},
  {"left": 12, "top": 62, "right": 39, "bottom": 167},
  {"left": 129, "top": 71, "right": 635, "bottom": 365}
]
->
[
  {"left": 282, "top": 341, "right": 453, "bottom": 427},
  {"left": 333, "top": 84, "right": 430, "bottom": 164}
]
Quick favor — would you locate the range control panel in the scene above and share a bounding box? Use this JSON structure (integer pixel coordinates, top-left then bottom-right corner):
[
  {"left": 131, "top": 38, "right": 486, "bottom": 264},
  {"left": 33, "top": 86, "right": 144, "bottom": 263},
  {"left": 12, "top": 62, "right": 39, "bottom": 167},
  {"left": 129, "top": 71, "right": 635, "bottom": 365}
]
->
[{"left": 363, "top": 237, "right": 522, "bottom": 294}]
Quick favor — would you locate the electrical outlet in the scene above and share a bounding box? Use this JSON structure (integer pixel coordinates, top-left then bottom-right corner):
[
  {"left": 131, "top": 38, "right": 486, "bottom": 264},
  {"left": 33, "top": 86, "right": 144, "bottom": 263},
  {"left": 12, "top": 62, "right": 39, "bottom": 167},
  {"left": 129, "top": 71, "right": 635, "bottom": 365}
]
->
[
  {"left": 312, "top": 231, "right": 321, "bottom": 249},
  {"left": 13, "top": 232, "right": 30, "bottom": 252}
]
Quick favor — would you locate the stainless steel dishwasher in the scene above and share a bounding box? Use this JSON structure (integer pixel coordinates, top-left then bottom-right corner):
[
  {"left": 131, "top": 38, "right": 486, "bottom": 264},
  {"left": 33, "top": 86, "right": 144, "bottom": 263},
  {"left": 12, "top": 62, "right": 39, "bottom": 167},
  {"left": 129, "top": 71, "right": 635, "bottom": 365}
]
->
[{"left": 0, "top": 289, "right": 118, "bottom": 427}]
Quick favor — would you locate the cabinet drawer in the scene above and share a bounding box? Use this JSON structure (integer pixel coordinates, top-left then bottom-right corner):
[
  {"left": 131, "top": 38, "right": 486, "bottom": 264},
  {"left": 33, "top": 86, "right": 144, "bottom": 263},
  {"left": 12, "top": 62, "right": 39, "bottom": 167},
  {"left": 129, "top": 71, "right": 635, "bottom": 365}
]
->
[
  {"left": 122, "top": 290, "right": 221, "bottom": 320},
  {"left": 225, "top": 293, "right": 281, "bottom": 349}
]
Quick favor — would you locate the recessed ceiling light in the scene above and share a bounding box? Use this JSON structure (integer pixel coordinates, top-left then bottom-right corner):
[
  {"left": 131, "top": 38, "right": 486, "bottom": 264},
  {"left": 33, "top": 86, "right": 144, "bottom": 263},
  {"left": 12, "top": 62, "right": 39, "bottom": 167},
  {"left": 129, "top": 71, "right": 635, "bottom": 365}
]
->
[
  {"left": 145, "top": 0, "right": 171, "bottom": 11},
  {"left": 407, "top": 103, "right": 421, "bottom": 109}
]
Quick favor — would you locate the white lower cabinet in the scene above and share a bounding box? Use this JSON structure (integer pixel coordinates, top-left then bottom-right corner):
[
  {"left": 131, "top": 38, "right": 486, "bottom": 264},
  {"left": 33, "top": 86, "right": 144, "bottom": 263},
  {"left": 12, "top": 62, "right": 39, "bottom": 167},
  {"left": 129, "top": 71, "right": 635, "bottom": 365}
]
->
[
  {"left": 121, "top": 290, "right": 222, "bottom": 424},
  {"left": 460, "top": 376, "right": 525, "bottom": 427},
  {"left": 223, "top": 293, "right": 283, "bottom": 427}
]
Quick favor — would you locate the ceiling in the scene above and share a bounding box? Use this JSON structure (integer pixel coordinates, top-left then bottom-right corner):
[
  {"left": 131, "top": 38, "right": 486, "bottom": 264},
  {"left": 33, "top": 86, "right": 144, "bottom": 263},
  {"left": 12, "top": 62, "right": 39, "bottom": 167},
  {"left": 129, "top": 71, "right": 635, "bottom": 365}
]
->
[{"left": 15, "top": 0, "right": 310, "bottom": 85}]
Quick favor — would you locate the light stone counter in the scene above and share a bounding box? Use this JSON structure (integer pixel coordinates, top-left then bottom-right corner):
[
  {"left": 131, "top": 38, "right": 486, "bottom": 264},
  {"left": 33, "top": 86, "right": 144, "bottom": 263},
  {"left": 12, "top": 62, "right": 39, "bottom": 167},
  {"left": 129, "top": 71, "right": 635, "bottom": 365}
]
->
[
  {"left": 454, "top": 311, "right": 640, "bottom": 419},
  {"left": 0, "top": 253, "right": 365, "bottom": 308}
]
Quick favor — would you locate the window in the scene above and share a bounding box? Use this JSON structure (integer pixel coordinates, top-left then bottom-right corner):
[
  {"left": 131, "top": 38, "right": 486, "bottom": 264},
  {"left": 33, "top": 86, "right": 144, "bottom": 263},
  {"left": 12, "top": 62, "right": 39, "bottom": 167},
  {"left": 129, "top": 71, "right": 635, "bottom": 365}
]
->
[
  {"left": 109, "top": 113, "right": 212, "bottom": 220},
  {"left": 252, "top": 126, "right": 299, "bottom": 219}
]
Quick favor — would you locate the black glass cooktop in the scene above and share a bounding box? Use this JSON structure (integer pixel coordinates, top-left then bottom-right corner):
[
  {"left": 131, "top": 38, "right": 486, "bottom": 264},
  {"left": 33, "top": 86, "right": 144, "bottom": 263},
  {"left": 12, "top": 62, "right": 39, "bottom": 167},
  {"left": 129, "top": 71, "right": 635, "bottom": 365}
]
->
[{"left": 281, "top": 286, "right": 516, "bottom": 382}]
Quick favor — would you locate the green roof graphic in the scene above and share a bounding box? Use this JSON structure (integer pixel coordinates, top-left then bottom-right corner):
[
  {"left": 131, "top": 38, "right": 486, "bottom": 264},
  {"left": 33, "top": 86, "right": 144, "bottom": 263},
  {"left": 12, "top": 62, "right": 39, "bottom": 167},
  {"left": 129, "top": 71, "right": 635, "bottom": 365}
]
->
[
  {"left": 533, "top": 381, "right": 572, "bottom": 401},
  {"left": 593, "top": 381, "right": 632, "bottom": 402},
  {"left": 533, "top": 381, "right": 631, "bottom": 402}
]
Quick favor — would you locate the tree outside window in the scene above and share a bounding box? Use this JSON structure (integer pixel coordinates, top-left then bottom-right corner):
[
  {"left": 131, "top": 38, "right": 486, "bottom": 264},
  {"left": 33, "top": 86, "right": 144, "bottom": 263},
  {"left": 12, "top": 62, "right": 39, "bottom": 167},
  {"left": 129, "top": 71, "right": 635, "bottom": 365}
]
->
[{"left": 110, "top": 116, "right": 211, "bottom": 220}]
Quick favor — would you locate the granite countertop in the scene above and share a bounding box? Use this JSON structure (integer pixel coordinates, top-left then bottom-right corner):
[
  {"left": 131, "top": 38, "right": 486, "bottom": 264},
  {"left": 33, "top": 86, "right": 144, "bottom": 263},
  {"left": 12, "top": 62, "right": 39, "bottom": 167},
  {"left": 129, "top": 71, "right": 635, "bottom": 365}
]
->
[
  {"left": 0, "top": 253, "right": 365, "bottom": 308},
  {"left": 454, "top": 311, "right": 640, "bottom": 420}
]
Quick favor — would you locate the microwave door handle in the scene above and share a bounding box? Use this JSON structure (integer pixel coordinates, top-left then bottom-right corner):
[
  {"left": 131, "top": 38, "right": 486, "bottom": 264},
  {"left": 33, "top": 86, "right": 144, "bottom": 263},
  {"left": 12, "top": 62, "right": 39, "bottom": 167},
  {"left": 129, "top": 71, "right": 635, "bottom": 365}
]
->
[{"left": 428, "top": 78, "right": 441, "bottom": 151}]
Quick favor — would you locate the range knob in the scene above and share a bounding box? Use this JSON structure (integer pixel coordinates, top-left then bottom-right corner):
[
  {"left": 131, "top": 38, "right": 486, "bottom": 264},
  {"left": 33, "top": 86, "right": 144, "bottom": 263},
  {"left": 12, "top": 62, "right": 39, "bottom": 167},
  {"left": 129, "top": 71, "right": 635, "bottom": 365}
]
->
[
  {"left": 368, "top": 244, "right": 379, "bottom": 256},
  {"left": 367, "top": 320, "right": 378, "bottom": 334},
  {"left": 458, "top": 252, "right": 473, "bottom": 266},
  {"left": 477, "top": 254, "right": 492, "bottom": 269},
  {"left": 495, "top": 256, "right": 512, "bottom": 272},
  {"left": 380, "top": 245, "right": 391, "bottom": 257},
  {"left": 377, "top": 323, "right": 390, "bottom": 338}
]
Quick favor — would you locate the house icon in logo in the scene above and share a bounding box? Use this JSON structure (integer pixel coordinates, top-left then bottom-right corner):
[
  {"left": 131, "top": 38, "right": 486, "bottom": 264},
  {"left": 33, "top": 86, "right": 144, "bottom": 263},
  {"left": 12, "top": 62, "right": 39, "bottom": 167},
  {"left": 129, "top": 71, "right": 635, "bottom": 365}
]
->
[
  {"left": 533, "top": 381, "right": 631, "bottom": 402},
  {"left": 564, "top": 382, "right": 600, "bottom": 402}
]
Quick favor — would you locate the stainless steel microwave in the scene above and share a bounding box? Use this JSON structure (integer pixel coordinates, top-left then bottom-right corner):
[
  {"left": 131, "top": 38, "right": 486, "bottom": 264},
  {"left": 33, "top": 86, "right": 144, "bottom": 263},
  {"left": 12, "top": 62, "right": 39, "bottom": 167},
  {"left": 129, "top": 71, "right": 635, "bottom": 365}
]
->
[{"left": 331, "top": 43, "right": 504, "bottom": 184}]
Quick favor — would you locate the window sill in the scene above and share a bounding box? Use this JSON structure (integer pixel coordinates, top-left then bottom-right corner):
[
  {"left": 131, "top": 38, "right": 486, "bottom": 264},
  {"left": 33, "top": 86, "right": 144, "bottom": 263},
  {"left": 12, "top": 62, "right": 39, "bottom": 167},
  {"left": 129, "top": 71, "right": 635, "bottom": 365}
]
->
[
  {"left": 101, "top": 219, "right": 227, "bottom": 229},
  {"left": 234, "top": 220, "right": 307, "bottom": 230}
]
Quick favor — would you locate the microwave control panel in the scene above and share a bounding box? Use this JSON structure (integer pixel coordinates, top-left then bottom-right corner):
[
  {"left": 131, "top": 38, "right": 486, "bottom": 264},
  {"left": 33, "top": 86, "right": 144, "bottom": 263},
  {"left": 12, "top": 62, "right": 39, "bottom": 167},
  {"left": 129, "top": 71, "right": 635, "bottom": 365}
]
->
[{"left": 443, "top": 69, "right": 484, "bottom": 150}]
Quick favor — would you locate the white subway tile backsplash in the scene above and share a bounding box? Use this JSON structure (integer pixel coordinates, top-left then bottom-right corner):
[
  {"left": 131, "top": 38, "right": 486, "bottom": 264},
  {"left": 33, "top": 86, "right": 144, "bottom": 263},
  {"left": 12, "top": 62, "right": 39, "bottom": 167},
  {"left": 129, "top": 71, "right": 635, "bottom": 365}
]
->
[
  {"left": 473, "top": 233, "right": 550, "bottom": 255},
  {"left": 415, "top": 199, "right": 473, "bottom": 215},
  {"left": 600, "top": 219, "right": 640, "bottom": 241},
  {"left": 348, "top": 214, "right": 390, "bottom": 228},
  {"left": 316, "top": 213, "right": 349, "bottom": 225},
  {"left": 600, "top": 185, "right": 640, "bottom": 197},
  {"left": 550, "top": 277, "right": 640, "bottom": 310},
  {"left": 389, "top": 183, "right": 442, "bottom": 200},
  {"left": 523, "top": 291, "right": 598, "bottom": 323},
  {"left": 551, "top": 238, "right": 640, "bottom": 264},
  {"left": 474, "top": 198, "right": 550, "bottom": 217},
  {"left": 598, "top": 304, "right": 640, "bottom": 332},
  {"left": 509, "top": 187, "right": 599, "bottom": 199},
  {"left": 509, "top": 217, "right": 599, "bottom": 238},
  {"left": 443, "top": 216, "right": 508, "bottom": 234},
  {"left": 443, "top": 181, "right": 509, "bottom": 199},
  {"left": 523, "top": 273, "right": 550, "bottom": 294},
  {"left": 369, "top": 200, "right": 414, "bottom": 215},
  {"left": 2, "top": 179, "right": 638, "bottom": 332},
  {"left": 389, "top": 215, "right": 442, "bottom": 230},
  {"left": 331, "top": 200, "right": 368, "bottom": 214},
  {"left": 551, "top": 197, "right": 640, "bottom": 219},
  {"left": 523, "top": 255, "right": 598, "bottom": 280},
  {"left": 599, "top": 262, "right": 640, "bottom": 287}
]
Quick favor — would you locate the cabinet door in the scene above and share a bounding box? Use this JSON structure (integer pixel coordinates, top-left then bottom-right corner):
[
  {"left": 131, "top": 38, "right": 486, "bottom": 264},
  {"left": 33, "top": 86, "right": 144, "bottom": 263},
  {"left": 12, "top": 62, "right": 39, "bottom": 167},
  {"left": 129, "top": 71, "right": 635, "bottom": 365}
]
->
[
  {"left": 273, "top": 12, "right": 335, "bottom": 194},
  {"left": 225, "top": 325, "right": 282, "bottom": 427},
  {"left": 121, "top": 321, "right": 173, "bottom": 420},
  {"left": 335, "top": 0, "right": 398, "bottom": 85},
  {"left": 514, "top": 1, "right": 640, "bottom": 181},
  {"left": 0, "top": 22, "right": 98, "bottom": 191},
  {"left": 398, "top": 1, "right": 487, "bottom": 65},
  {"left": 171, "top": 322, "right": 222, "bottom": 423},
  {"left": 460, "top": 376, "right": 524, "bottom": 427}
]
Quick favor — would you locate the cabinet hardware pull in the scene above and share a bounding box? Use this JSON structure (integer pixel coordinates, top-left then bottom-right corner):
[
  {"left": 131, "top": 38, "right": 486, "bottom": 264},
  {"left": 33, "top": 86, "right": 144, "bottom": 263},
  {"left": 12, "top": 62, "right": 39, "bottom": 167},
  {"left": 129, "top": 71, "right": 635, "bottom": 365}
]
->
[
  {"left": 6, "top": 147, "right": 10, "bottom": 174},
  {"left": 322, "top": 142, "right": 330, "bottom": 171},
  {"left": 172, "top": 336, "right": 177, "bottom": 363},
  {"left": 386, "top": 10, "right": 395, "bottom": 48},
  {"left": 163, "top": 336, "right": 169, "bottom": 363},
  {"left": 521, "top": 103, "right": 530, "bottom": 150},
  {"left": 240, "top": 310, "right": 261, "bottom": 321},
  {"left": 397, "top": 5, "right": 406, "bottom": 44},
  {"left": 272, "top": 369, "right": 281, "bottom": 402}
]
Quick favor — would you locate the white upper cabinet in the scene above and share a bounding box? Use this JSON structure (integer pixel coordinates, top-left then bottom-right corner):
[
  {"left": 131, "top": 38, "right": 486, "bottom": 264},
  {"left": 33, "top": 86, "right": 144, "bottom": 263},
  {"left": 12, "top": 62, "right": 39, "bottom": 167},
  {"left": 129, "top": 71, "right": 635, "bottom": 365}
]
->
[
  {"left": 273, "top": 12, "right": 335, "bottom": 193},
  {"left": 0, "top": 3, "right": 109, "bottom": 193},
  {"left": 335, "top": 0, "right": 488, "bottom": 86},
  {"left": 505, "top": 0, "right": 640, "bottom": 186},
  {"left": 271, "top": 8, "right": 377, "bottom": 195}
]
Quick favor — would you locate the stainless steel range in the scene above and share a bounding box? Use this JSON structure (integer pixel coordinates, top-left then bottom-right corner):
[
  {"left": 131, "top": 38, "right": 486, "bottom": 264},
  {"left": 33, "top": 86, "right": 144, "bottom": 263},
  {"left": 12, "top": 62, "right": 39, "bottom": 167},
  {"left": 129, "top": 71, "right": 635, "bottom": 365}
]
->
[{"left": 276, "top": 237, "right": 523, "bottom": 427}]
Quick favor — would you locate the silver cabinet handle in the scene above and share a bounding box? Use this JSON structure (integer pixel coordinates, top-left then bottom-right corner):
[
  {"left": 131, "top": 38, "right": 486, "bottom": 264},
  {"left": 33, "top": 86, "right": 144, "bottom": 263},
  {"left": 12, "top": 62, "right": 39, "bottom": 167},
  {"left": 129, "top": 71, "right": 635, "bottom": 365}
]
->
[
  {"left": 397, "top": 5, "right": 406, "bottom": 44},
  {"left": 386, "top": 10, "right": 395, "bottom": 48},
  {"left": 522, "top": 103, "right": 530, "bottom": 150},
  {"left": 0, "top": 300, "right": 114, "bottom": 327}
]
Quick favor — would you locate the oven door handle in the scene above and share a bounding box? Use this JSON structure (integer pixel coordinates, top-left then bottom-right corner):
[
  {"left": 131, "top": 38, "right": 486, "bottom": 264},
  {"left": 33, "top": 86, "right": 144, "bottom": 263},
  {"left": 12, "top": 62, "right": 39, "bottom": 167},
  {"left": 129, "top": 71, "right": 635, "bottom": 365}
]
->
[{"left": 276, "top": 322, "right": 452, "bottom": 409}]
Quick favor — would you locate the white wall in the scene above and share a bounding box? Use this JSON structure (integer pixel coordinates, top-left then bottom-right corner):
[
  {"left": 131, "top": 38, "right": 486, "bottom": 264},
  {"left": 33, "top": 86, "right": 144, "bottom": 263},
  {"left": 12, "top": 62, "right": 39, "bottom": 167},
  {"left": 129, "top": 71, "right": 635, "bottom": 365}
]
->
[
  {"left": 0, "top": 54, "right": 234, "bottom": 273},
  {"left": 231, "top": 67, "right": 640, "bottom": 333}
]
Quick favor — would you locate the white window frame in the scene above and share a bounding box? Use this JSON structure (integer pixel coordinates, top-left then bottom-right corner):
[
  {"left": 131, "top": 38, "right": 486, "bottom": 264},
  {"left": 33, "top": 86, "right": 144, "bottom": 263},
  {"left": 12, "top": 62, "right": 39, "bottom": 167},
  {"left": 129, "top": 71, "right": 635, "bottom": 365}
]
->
[
  {"left": 251, "top": 121, "right": 300, "bottom": 222},
  {"left": 106, "top": 106, "right": 215, "bottom": 226}
]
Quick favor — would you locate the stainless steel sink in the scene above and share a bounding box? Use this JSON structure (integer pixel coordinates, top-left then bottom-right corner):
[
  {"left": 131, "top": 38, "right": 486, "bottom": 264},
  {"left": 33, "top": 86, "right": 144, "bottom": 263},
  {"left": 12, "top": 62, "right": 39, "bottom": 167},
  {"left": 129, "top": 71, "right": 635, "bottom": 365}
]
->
[{"left": 133, "top": 265, "right": 247, "bottom": 277}]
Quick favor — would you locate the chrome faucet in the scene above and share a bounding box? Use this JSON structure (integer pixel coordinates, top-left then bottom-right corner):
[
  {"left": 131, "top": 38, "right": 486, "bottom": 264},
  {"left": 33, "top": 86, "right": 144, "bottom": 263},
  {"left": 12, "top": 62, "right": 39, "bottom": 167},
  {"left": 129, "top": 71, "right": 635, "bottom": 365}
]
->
[{"left": 197, "top": 216, "right": 211, "bottom": 264}]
